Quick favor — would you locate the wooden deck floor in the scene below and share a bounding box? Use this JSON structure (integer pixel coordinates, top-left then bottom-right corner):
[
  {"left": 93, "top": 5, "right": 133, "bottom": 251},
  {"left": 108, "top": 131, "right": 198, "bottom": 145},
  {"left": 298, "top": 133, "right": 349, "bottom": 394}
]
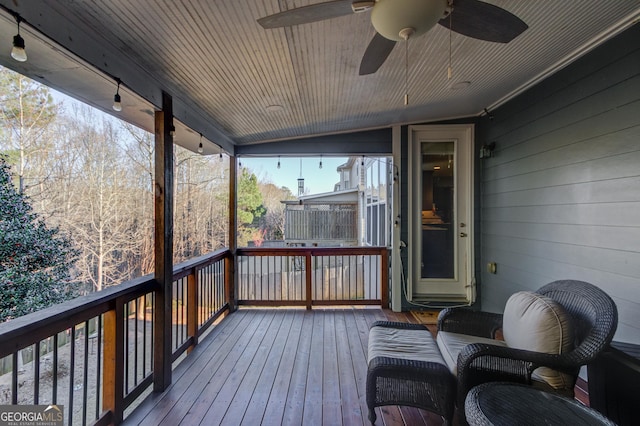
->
[{"left": 124, "top": 307, "right": 444, "bottom": 426}]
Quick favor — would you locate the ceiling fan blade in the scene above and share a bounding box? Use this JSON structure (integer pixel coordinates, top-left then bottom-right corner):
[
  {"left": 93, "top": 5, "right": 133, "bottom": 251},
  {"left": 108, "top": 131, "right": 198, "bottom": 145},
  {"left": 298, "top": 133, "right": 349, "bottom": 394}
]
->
[
  {"left": 258, "top": 1, "right": 354, "bottom": 29},
  {"left": 438, "top": 0, "right": 528, "bottom": 43},
  {"left": 359, "top": 33, "right": 397, "bottom": 76}
]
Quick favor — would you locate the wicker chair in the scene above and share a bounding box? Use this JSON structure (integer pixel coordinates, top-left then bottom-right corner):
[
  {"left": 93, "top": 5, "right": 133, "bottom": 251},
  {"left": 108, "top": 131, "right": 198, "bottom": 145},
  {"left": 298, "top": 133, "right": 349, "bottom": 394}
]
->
[{"left": 437, "top": 280, "right": 618, "bottom": 411}]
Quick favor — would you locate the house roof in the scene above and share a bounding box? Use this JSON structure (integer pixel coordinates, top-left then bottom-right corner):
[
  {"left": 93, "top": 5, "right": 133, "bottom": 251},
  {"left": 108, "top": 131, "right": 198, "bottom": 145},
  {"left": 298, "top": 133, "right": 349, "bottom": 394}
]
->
[
  {"left": 283, "top": 187, "right": 359, "bottom": 204},
  {"left": 1, "top": 1, "right": 638, "bottom": 155}
]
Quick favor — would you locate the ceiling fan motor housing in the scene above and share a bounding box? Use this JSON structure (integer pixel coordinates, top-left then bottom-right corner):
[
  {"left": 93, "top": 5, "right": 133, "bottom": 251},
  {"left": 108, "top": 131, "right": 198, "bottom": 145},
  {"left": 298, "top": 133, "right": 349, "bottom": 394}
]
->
[{"left": 371, "top": 0, "right": 448, "bottom": 41}]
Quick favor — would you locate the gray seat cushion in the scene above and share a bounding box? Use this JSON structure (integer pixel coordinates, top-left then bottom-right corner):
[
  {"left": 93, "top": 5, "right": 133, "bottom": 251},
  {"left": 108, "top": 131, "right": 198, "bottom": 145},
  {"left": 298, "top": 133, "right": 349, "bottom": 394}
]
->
[
  {"left": 368, "top": 325, "right": 445, "bottom": 365},
  {"left": 436, "top": 331, "right": 508, "bottom": 375}
]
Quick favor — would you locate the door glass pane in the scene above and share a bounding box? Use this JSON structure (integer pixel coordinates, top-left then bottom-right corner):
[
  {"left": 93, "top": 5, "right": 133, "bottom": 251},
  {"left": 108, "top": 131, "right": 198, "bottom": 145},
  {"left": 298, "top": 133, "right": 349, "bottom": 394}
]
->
[{"left": 420, "top": 142, "right": 455, "bottom": 279}]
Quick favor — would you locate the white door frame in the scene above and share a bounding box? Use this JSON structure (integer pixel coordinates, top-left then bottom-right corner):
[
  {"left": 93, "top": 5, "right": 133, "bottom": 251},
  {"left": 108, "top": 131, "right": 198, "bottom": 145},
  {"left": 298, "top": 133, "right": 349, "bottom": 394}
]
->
[{"left": 407, "top": 124, "right": 475, "bottom": 303}]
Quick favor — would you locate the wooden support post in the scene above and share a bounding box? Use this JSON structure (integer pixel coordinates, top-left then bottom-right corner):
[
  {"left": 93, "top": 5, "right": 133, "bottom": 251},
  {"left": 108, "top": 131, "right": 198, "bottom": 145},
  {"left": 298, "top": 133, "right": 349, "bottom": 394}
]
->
[
  {"left": 305, "top": 250, "right": 312, "bottom": 310},
  {"left": 153, "top": 92, "right": 174, "bottom": 392},
  {"left": 381, "top": 248, "right": 390, "bottom": 308},
  {"left": 227, "top": 155, "right": 237, "bottom": 312},
  {"left": 187, "top": 270, "right": 198, "bottom": 352},
  {"left": 102, "top": 305, "right": 124, "bottom": 424}
]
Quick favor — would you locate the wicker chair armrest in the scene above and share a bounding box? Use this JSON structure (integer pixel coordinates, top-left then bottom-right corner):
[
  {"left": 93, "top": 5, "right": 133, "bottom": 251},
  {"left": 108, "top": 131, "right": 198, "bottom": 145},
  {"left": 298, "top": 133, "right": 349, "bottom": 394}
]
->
[
  {"left": 459, "top": 342, "right": 580, "bottom": 374},
  {"left": 455, "top": 342, "right": 578, "bottom": 406},
  {"left": 370, "top": 320, "right": 428, "bottom": 331},
  {"left": 437, "top": 309, "right": 503, "bottom": 338}
]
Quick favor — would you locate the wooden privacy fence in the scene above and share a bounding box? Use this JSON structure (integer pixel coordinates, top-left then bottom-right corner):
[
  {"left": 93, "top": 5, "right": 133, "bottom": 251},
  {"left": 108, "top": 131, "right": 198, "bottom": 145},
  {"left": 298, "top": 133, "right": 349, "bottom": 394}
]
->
[
  {"left": 284, "top": 204, "right": 357, "bottom": 241},
  {"left": 236, "top": 246, "right": 389, "bottom": 309},
  {"left": 0, "top": 249, "right": 230, "bottom": 426}
]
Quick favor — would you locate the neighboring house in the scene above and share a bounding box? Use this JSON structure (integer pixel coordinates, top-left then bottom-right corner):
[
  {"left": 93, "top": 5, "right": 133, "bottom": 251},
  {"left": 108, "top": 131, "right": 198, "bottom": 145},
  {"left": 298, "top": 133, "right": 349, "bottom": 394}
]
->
[{"left": 282, "top": 156, "right": 392, "bottom": 248}]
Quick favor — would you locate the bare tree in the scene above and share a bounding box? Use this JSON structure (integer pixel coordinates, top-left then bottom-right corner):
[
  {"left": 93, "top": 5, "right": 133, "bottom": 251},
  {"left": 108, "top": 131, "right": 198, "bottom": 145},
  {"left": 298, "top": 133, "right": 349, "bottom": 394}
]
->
[
  {"left": 0, "top": 67, "right": 60, "bottom": 197},
  {"left": 62, "top": 107, "right": 138, "bottom": 291},
  {"left": 259, "top": 182, "right": 295, "bottom": 241}
]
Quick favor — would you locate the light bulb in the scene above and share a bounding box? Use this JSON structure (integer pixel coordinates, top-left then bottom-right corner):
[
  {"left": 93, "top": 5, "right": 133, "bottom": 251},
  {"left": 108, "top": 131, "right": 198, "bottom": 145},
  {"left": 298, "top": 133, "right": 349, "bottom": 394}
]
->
[
  {"left": 198, "top": 142, "right": 203, "bottom": 154},
  {"left": 11, "top": 34, "right": 27, "bottom": 62},
  {"left": 112, "top": 93, "right": 122, "bottom": 111}
]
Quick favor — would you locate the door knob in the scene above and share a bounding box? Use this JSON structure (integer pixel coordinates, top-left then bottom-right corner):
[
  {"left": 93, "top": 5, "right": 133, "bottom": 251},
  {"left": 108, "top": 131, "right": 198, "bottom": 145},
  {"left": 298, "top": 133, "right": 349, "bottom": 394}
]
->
[{"left": 459, "top": 232, "right": 467, "bottom": 237}]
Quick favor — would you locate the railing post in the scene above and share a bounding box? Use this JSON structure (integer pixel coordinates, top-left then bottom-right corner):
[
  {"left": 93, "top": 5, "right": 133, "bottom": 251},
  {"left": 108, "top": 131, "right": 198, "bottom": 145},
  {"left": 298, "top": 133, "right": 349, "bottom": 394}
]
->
[
  {"left": 228, "top": 155, "right": 237, "bottom": 313},
  {"left": 187, "top": 268, "right": 198, "bottom": 352},
  {"left": 102, "top": 303, "right": 124, "bottom": 424},
  {"left": 381, "top": 248, "right": 389, "bottom": 308},
  {"left": 225, "top": 254, "right": 235, "bottom": 311},
  {"left": 305, "top": 250, "right": 312, "bottom": 310}
]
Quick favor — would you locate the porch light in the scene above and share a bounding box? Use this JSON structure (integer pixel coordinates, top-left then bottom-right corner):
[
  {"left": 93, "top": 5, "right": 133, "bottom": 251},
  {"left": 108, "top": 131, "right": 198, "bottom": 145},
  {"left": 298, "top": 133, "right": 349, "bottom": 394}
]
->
[
  {"left": 112, "top": 79, "right": 122, "bottom": 111},
  {"left": 277, "top": 156, "right": 281, "bottom": 169},
  {"left": 319, "top": 155, "right": 322, "bottom": 169},
  {"left": 11, "top": 16, "right": 27, "bottom": 62},
  {"left": 479, "top": 142, "right": 496, "bottom": 159}
]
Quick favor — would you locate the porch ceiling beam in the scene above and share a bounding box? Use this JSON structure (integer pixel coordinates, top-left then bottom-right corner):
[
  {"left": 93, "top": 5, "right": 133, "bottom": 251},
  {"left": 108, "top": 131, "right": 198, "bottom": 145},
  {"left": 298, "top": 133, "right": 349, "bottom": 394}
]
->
[{"left": 235, "top": 128, "right": 393, "bottom": 156}]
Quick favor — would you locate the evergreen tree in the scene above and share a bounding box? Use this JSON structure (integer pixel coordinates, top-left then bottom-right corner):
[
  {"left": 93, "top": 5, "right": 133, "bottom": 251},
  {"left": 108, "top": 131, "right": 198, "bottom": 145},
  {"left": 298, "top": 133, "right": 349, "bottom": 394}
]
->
[
  {"left": 0, "top": 156, "right": 79, "bottom": 322},
  {"left": 237, "top": 168, "right": 266, "bottom": 246}
]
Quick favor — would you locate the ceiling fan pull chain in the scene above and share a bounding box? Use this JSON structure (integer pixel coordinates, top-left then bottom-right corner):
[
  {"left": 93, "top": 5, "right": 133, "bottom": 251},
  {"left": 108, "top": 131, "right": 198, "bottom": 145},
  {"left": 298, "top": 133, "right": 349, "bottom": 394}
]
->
[{"left": 404, "top": 37, "right": 409, "bottom": 106}]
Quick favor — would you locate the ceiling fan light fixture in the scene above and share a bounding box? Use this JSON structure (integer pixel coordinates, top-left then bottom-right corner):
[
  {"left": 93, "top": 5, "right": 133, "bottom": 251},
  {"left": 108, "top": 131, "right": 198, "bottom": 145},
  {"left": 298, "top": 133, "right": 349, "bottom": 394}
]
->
[{"left": 371, "top": 0, "right": 448, "bottom": 41}]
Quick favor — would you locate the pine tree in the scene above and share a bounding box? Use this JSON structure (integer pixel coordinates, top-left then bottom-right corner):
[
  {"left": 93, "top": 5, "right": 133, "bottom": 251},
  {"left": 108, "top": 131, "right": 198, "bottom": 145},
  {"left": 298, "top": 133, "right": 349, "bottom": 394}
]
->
[
  {"left": 0, "top": 156, "right": 79, "bottom": 322},
  {"left": 237, "top": 168, "right": 266, "bottom": 246}
]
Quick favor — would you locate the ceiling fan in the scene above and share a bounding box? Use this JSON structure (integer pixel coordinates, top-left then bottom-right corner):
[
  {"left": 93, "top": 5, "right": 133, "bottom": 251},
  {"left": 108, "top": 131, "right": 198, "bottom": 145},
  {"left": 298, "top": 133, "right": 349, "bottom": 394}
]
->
[{"left": 258, "top": 0, "right": 528, "bottom": 75}]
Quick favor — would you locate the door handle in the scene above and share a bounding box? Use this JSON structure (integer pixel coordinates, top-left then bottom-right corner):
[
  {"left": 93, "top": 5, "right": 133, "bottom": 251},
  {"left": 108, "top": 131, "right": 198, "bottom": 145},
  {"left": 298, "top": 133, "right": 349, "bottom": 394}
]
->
[{"left": 459, "top": 232, "right": 467, "bottom": 237}]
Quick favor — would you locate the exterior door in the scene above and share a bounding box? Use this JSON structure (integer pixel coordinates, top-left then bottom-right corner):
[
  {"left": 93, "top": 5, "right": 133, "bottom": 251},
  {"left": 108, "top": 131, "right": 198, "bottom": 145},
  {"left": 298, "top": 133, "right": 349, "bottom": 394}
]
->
[{"left": 408, "top": 125, "right": 475, "bottom": 303}]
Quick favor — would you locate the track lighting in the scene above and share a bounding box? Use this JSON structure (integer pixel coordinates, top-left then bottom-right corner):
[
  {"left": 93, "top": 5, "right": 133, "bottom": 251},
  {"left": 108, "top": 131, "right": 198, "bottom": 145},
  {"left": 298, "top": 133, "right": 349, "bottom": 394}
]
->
[
  {"left": 112, "top": 79, "right": 122, "bottom": 111},
  {"left": 11, "top": 16, "right": 27, "bottom": 62}
]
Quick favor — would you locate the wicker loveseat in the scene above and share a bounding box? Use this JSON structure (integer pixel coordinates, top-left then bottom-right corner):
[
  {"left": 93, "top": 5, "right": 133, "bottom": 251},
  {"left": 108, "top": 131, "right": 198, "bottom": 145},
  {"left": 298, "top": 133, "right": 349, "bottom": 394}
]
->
[{"left": 436, "top": 280, "right": 618, "bottom": 411}]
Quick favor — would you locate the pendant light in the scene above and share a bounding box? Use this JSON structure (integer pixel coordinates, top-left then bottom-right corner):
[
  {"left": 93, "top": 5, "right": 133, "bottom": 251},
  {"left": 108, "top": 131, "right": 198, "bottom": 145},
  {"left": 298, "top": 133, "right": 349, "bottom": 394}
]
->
[
  {"left": 11, "top": 16, "right": 27, "bottom": 62},
  {"left": 112, "top": 79, "right": 122, "bottom": 111}
]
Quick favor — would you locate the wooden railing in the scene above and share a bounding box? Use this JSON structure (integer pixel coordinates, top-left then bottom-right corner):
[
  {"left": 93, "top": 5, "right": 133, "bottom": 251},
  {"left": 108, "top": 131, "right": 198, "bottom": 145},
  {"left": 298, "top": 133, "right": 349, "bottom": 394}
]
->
[
  {"left": 0, "top": 249, "right": 231, "bottom": 426},
  {"left": 0, "top": 246, "right": 388, "bottom": 425},
  {"left": 237, "top": 247, "right": 389, "bottom": 309}
]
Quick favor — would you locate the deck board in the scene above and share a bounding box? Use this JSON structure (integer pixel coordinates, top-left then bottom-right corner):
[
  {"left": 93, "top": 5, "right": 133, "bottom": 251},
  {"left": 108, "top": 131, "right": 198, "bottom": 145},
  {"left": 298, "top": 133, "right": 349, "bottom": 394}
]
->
[{"left": 124, "top": 308, "right": 444, "bottom": 426}]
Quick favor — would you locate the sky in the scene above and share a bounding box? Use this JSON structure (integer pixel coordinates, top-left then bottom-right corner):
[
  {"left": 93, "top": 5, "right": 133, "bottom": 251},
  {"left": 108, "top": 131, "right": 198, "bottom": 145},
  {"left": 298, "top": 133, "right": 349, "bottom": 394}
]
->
[{"left": 240, "top": 156, "right": 348, "bottom": 195}]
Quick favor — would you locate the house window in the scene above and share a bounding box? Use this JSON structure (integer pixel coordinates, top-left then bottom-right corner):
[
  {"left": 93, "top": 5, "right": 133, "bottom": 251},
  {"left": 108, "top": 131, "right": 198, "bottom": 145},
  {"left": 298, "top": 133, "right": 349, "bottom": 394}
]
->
[{"left": 364, "top": 157, "right": 391, "bottom": 247}]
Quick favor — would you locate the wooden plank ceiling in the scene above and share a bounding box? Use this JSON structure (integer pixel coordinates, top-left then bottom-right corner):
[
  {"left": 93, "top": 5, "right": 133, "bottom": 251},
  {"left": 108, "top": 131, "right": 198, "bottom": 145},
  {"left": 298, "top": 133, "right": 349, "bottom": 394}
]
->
[{"left": 0, "top": 1, "right": 639, "bottom": 152}]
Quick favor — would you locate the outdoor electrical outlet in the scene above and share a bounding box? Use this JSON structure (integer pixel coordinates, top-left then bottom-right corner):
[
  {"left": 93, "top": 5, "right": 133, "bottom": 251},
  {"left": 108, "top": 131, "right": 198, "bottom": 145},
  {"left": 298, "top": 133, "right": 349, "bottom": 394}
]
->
[{"left": 487, "top": 262, "right": 497, "bottom": 274}]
